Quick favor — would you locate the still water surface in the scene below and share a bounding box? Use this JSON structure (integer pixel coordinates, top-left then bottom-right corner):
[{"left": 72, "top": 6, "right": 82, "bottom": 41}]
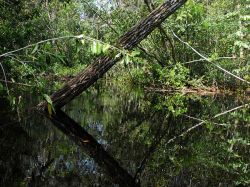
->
[{"left": 0, "top": 83, "right": 249, "bottom": 186}]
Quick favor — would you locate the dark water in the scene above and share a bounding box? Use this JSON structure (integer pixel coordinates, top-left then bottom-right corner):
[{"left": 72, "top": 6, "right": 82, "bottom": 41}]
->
[{"left": 0, "top": 82, "right": 250, "bottom": 187}]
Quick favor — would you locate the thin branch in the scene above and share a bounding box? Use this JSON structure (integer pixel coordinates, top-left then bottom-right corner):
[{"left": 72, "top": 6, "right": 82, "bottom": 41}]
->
[
  {"left": 167, "top": 103, "right": 250, "bottom": 144},
  {"left": 213, "top": 104, "right": 249, "bottom": 118},
  {"left": 183, "top": 114, "right": 205, "bottom": 122},
  {"left": 0, "top": 34, "right": 122, "bottom": 59},
  {"left": 0, "top": 36, "right": 75, "bottom": 58},
  {"left": 183, "top": 114, "right": 229, "bottom": 127},
  {"left": 0, "top": 62, "right": 9, "bottom": 94},
  {"left": 134, "top": 103, "right": 249, "bottom": 177},
  {"left": 0, "top": 79, "right": 33, "bottom": 87},
  {"left": 171, "top": 30, "right": 250, "bottom": 85},
  {"left": 183, "top": 57, "right": 237, "bottom": 65}
]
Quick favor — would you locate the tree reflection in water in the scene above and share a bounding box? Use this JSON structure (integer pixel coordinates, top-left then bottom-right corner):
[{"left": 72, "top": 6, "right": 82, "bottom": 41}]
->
[{"left": 0, "top": 84, "right": 250, "bottom": 186}]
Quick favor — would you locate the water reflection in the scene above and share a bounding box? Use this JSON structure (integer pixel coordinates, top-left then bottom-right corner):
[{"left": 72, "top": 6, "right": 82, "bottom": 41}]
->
[
  {"left": 0, "top": 83, "right": 249, "bottom": 186},
  {"left": 49, "top": 109, "right": 139, "bottom": 187}
]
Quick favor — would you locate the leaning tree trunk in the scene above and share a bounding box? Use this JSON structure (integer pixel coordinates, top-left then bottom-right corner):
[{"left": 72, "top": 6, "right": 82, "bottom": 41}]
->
[{"left": 37, "top": 0, "right": 187, "bottom": 111}]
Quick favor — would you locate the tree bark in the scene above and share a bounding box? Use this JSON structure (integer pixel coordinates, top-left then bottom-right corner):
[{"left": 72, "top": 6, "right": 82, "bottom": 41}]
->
[{"left": 37, "top": 0, "right": 187, "bottom": 111}]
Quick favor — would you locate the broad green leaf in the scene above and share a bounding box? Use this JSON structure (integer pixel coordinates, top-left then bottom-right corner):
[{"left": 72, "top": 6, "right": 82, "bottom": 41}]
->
[
  {"left": 91, "top": 41, "right": 102, "bottom": 55},
  {"left": 170, "top": 69, "right": 175, "bottom": 77},
  {"left": 81, "top": 39, "right": 85, "bottom": 45},
  {"left": 125, "top": 54, "right": 130, "bottom": 64},
  {"left": 43, "top": 94, "right": 53, "bottom": 105},
  {"left": 130, "top": 50, "right": 140, "bottom": 57},
  {"left": 206, "top": 122, "right": 214, "bottom": 131},
  {"left": 102, "top": 44, "right": 111, "bottom": 53},
  {"left": 43, "top": 94, "right": 55, "bottom": 116},
  {"left": 96, "top": 42, "right": 102, "bottom": 55},
  {"left": 235, "top": 41, "right": 250, "bottom": 49},
  {"left": 31, "top": 44, "right": 39, "bottom": 54},
  {"left": 48, "top": 104, "right": 53, "bottom": 117},
  {"left": 115, "top": 52, "right": 122, "bottom": 59},
  {"left": 76, "top": 34, "right": 84, "bottom": 39},
  {"left": 209, "top": 53, "right": 219, "bottom": 61},
  {"left": 119, "top": 54, "right": 130, "bottom": 65},
  {"left": 91, "top": 41, "right": 97, "bottom": 54},
  {"left": 120, "top": 58, "right": 125, "bottom": 64}
]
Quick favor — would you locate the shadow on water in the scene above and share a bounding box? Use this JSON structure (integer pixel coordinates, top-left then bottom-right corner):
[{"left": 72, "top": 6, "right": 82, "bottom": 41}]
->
[{"left": 0, "top": 82, "right": 250, "bottom": 186}]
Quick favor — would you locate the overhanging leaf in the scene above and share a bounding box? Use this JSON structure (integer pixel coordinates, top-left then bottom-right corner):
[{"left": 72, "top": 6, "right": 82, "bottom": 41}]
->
[
  {"left": 43, "top": 94, "right": 53, "bottom": 105},
  {"left": 43, "top": 94, "right": 55, "bottom": 116},
  {"left": 47, "top": 104, "right": 53, "bottom": 117},
  {"left": 91, "top": 41, "right": 97, "bottom": 54},
  {"left": 31, "top": 44, "right": 39, "bottom": 54},
  {"left": 91, "top": 41, "right": 103, "bottom": 55},
  {"left": 125, "top": 54, "right": 130, "bottom": 64},
  {"left": 102, "top": 44, "right": 111, "bottom": 53},
  {"left": 130, "top": 50, "right": 140, "bottom": 57}
]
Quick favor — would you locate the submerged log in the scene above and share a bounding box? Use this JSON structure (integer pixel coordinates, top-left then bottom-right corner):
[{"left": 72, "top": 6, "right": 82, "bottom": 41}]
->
[
  {"left": 49, "top": 110, "right": 139, "bottom": 187},
  {"left": 37, "top": 0, "right": 187, "bottom": 111}
]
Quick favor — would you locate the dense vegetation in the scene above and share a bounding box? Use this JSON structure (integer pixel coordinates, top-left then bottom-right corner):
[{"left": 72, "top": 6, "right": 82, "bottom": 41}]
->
[
  {"left": 0, "top": 0, "right": 249, "bottom": 95},
  {"left": 0, "top": 0, "right": 250, "bottom": 186}
]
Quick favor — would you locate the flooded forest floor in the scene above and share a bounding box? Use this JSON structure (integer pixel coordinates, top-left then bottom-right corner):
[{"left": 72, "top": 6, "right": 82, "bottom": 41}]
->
[{"left": 0, "top": 76, "right": 250, "bottom": 186}]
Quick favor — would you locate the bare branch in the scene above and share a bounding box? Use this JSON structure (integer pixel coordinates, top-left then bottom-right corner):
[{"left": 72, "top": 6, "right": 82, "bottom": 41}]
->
[
  {"left": 0, "top": 79, "right": 33, "bottom": 87},
  {"left": 0, "top": 62, "right": 9, "bottom": 94},
  {"left": 183, "top": 57, "right": 237, "bottom": 65},
  {"left": 0, "top": 34, "right": 121, "bottom": 59},
  {"left": 135, "top": 103, "right": 250, "bottom": 177},
  {"left": 171, "top": 30, "right": 250, "bottom": 85},
  {"left": 167, "top": 103, "right": 250, "bottom": 144},
  {"left": 0, "top": 36, "right": 76, "bottom": 58}
]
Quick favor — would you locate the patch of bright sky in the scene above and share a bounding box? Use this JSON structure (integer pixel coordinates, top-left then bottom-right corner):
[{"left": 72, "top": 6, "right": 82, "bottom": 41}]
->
[
  {"left": 79, "top": 0, "right": 115, "bottom": 20},
  {"left": 95, "top": 0, "right": 113, "bottom": 11}
]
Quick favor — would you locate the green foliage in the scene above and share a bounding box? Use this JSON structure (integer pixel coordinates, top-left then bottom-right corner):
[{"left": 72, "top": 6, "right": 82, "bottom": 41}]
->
[
  {"left": 158, "top": 63, "right": 190, "bottom": 87},
  {"left": 0, "top": 0, "right": 248, "bottom": 92},
  {"left": 154, "top": 93, "right": 188, "bottom": 116},
  {"left": 43, "top": 94, "right": 55, "bottom": 117},
  {"left": 131, "top": 62, "right": 190, "bottom": 88},
  {"left": 1, "top": 1, "right": 249, "bottom": 186}
]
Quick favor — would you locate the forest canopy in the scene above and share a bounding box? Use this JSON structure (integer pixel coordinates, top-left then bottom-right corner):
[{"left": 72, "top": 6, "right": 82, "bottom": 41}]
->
[{"left": 0, "top": 0, "right": 249, "bottom": 93}]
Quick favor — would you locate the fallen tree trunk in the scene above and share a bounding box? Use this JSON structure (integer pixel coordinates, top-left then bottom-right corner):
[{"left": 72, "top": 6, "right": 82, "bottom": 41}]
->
[{"left": 37, "top": 0, "right": 187, "bottom": 111}]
